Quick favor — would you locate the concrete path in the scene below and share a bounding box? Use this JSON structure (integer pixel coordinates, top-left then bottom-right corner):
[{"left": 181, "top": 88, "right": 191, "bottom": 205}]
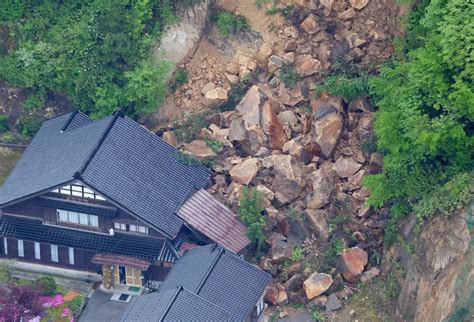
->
[{"left": 80, "top": 290, "right": 131, "bottom": 322}]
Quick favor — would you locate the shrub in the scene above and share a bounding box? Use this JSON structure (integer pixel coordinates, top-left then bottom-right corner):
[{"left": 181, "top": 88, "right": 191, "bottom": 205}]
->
[
  {"left": 69, "top": 295, "right": 85, "bottom": 315},
  {"left": 238, "top": 187, "right": 266, "bottom": 249},
  {"left": 0, "top": 261, "right": 12, "bottom": 284},
  {"left": 213, "top": 10, "right": 249, "bottom": 36},
  {"left": 318, "top": 238, "right": 345, "bottom": 273},
  {"left": 16, "top": 115, "right": 42, "bottom": 137},
  {"left": 266, "top": 5, "right": 297, "bottom": 22},
  {"left": 290, "top": 246, "right": 304, "bottom": 262},
  {"left": 310, "top": 306, "right": 326, "bottom": 322},
  {"left": 35, "top": 276, "right": 56, "bottom": 296},
  {"left": 0, "top": 132, "right": 15, "bottom": 143},
  {"left": 174, "top": 68, "right": 188, "bottom": 86},
  {"left": 0, "top": 284, "right": 43, "bottom": 321},
  {"left": 0, "top": 115, "right": 8, "bottom": 133},
  {"left": 23, "top": 92, "right": 45, "bottom": 110},
  {"left": 204, "top": 137, "right": 223, "bottom": 153},
  {"left": 172, "top": 151, "right": 202, "bottom": 166},
  {"left": 280, "top": 64, "right": 299, "bottom": 88},
  {"left": 316, "top": 74, "right": 370, "bottom": 102},
  {"left": 174, "top": 112, "right": 210, "bottom": 143}
]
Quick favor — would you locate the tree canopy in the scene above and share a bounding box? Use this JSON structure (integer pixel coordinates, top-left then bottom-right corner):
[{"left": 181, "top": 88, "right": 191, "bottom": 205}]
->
[
  {"left": 364, "top": 0, "right": 473, "bottom": 236},
  {"left": 0, "top": 0, "right": 182, "bottom": 118}
]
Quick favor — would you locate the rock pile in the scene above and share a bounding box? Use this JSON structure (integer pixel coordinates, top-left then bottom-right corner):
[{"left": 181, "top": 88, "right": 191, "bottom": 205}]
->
[{"left": 159, "top": 0, "right": 401, "bottom": 316}]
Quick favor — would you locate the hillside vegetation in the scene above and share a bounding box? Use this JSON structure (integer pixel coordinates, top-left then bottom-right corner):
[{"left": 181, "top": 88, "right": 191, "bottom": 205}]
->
[
  {"left": 364, "top": 0, "right": 474, "bottom": 245},
  {"left": 0, "top": 0, "right": 191, "bottom": 118}
]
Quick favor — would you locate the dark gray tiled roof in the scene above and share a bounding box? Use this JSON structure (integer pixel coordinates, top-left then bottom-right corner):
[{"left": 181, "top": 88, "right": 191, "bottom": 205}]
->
[
  {"left": 152, "top": 244, "right": 271, "bottom": 321},
  {"left": 122, "top": 287, "right": 231, "bottom": 321},
  {"left": 0, "top": 111, "right": 211, "bottom": 238},
  {"left": 81, "top": 116, "right": 210, "bottom": 237},
  {"left": 0, "top": 112, "right": 112, "bottom": 206}
]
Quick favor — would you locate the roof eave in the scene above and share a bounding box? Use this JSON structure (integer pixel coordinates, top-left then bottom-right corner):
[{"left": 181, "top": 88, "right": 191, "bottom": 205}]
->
[{"left": 0, "top": 178, "right": 77, "bottom": 209}]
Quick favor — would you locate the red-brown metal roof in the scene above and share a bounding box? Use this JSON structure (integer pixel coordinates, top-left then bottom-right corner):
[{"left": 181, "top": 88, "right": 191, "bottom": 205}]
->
[
  {"left": 177, "top": 189, "right": 250, "bottom": 253},
  {"left": 92, "top": 253, "right": 151, "bottom": 270}
]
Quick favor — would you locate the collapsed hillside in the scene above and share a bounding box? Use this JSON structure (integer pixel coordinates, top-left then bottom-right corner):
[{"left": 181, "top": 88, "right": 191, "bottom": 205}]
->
[
  {"left": 1, "top": 0, "right": 472, "bottom": 321},
  {"left": 154, "top": 0, "right": 402, "bottom": 320}
]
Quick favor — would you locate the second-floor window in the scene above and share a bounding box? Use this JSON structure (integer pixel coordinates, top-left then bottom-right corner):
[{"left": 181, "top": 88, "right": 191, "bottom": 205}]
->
[
  {"left": 52, "top": 184, "right": 106, "bottom": 201},
  {"left": 58, "top": 209, "right": 99, "bottom": 228},
  {"left": 114, "top": 222, "right": 148, "bottom": 234},
  {"left": 129, "top": 224, "right": 148, "bottom": 234},
  {"left": 51, "top": 245, "right": 58, "bottom": 262}
]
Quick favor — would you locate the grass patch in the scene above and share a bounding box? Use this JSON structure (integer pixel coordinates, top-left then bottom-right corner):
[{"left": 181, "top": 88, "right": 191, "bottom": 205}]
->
[{"left": 339, "top": 279, "right": 395, "bottom": 322}]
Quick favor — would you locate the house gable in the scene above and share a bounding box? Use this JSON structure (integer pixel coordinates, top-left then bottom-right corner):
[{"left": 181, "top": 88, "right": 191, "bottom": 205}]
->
[{"left": 0, "top": 110, "right": 211, "bottom": 239}]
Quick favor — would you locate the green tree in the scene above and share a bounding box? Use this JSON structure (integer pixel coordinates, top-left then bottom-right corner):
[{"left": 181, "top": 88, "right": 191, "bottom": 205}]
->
[
  {"left": 238, "top": 187, "right": 267, "bottom": 249},
  {"left": 0, "top": 0, "right": 183, "bottom": 118}
]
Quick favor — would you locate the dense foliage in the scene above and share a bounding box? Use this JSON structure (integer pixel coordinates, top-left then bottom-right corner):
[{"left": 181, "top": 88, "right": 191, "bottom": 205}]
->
[
  {"left": 364, "top": 0, "right": 474, "bottom": 241},
  {"left": 0, "top": 0, "right": 190, "bottom": 118}
]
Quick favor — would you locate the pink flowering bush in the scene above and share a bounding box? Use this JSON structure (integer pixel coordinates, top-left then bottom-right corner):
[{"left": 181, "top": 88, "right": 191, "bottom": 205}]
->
[
  {"left": 61, "top": 307, "right": 72, "bottom": 318},
  {"left": 41, "top": 294, "right": 64, "bottom": 308}
]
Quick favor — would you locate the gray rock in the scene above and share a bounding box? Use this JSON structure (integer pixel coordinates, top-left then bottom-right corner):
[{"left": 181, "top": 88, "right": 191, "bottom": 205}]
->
[{"left": 325, "top": 294, "right": 342, "bottom": 312}]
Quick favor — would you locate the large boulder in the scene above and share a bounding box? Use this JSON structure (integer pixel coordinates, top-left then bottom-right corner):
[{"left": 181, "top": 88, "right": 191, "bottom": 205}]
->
[
  {"left": 295, "top": 54, "right": 322, "bottom": 77},
  {"left": 268, "top": 55, "right": 283, "bottom": 73},
  {"left": 203, "top": 87, "right": 228, "bottom": 108},
  {"left": 303, "top": 272, "right": 333, "bottom": 300},
  {"left": 229, "top": 86, "right": 286, "bottom": 155},
  {"left": 311, "top": 95, "right": 344, "bottom": 159},
  {"left": 282, "top": 139, "right": 311, "bottom": 164},
  {"left": 349, "top": 0, "right": 369, "bottom": 10},
  {"left": 340, "top": 247, "right": 368, "bottom": 282},
  {"left": 182, "top": 140, "right": 215, "bottom": 159},
  {"left": 263, "top": 154, "right": 305, "bottom": 204},
  {"left": 306, "top": 169, "right": 336, "bottom": 209},
  {"left": 278, "top": 83, "right": 307, "bottom": 107},
  {"left": 268, "top": 233, "right": 292, "bottom": 264},
  {"left": 301, "top": 14, "right": 319, "bottom": 35},
  {"left": 332, "top": 157, "right": 363, "bottom": 179},
  {"left": 229, "top": 158, "right": 260, "bottom": 185},
  {"left": 162, "top": 131, "right": 178, "bottom": 147},
  {"left": 265, "top": 283, "right": 288, "bottom": 306},
  {"left": 305, "top": 209, "right": 329, "bottom": 241}
]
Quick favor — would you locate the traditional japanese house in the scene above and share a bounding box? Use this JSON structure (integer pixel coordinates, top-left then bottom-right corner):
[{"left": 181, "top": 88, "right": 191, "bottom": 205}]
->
[{"left": 0, "top": 110, "right": 250, "bottom": 289}]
